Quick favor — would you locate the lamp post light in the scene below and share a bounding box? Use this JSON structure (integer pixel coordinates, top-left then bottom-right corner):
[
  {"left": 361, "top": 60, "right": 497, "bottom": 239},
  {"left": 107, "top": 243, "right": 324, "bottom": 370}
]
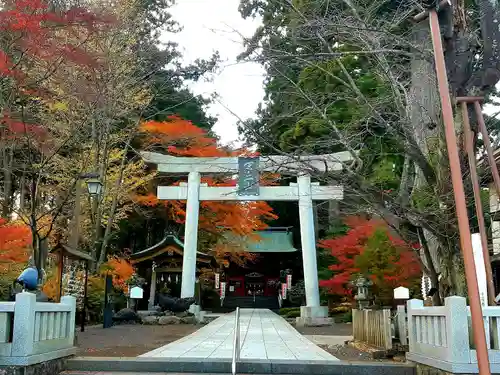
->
[{"left": 85, "top": 178, "right": 103, "bottom": 197}]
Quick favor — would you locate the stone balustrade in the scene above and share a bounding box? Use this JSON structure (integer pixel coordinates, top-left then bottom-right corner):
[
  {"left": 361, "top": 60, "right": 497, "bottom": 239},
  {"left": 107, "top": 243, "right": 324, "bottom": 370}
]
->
[
  {"left": 407, "top": 296, "right": 500, "bottom": 373},
  {"left": 0, "top": 292, "right": 76, "bottom": 366}
]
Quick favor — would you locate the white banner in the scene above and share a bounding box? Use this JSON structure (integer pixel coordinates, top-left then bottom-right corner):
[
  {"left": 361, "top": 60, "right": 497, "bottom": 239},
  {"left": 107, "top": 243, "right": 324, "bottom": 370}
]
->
[
  {"left": 286, "top": 274, "right": 292, "bottom": 289},
  {"left": 281, "top": 283, "right": 287, "bottom": 300},
  {"left": 220, "top": 282, "right": 226, "bottom": 297},
  {"left": 215, "top": 273, "right": 220, "bottom": 289}
]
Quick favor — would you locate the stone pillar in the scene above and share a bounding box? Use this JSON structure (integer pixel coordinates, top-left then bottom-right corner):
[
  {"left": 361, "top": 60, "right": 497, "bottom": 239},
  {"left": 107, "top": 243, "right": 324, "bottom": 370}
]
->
[
  {"left": 297, "top": 174, "right": 320, "bottom": 307},
  {"left": 296, "top": 175, "right": 331, "bottom": 326},
  {"left": 148, "top": 269, "right": 157, "bottom": 310},
  {"left": 181, "top": 171, "right": 201, "bottom": 298}
]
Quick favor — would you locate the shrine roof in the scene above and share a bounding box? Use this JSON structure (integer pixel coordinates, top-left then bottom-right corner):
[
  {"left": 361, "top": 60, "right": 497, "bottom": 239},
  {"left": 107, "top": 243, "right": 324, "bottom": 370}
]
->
[
  {"left": 226, "top": 230, "right": 297, "bottom": 253},
  {"left": 130, "top": 234, "right": 210, "bottom": 263},
  {"left": 50, "top": 244, "right": 95, "bottom": 262}
]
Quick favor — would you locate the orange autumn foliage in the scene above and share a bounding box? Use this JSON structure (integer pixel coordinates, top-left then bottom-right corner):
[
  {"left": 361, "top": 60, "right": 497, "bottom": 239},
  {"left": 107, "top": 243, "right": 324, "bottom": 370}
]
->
[
  {"left": 101, "top": 257, "right": 135, "bottom": 291},
  {"left": 41, "top": 276, "right": 59, "bottom": 301},
  {"left": 42, "top": 257, "right": 134, "bottom": 301},
  {"left": 138, "top": 116, "right": 278, "bottom": 265},
  {"left": 0, "top": 218, "right": 31, "bottom": 272},
  {"left": 141, "top": 116, "right": 233, "bottom": 157}
]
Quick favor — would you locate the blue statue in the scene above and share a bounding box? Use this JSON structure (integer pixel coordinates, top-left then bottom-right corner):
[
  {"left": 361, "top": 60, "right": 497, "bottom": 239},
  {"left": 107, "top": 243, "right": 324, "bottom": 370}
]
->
[{"left": 14, "top": 267, "right": 39, "bottom": 291}]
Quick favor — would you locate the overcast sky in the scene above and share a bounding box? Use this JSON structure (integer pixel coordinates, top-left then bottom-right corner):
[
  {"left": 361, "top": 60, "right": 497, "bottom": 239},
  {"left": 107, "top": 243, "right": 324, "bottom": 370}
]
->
[{"left": 163, "top": 0, "right": 265, "bottom": 145}]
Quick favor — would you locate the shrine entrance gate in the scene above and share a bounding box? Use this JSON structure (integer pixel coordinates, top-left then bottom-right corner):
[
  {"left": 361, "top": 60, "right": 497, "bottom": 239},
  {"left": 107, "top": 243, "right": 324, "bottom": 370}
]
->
[{"left": 141, "top": 151, "right": 352, "bottom": 324}]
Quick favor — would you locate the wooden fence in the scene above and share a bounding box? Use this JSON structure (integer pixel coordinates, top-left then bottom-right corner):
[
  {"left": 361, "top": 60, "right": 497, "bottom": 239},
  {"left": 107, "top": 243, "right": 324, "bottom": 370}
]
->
[
  {"left": 352, "top": 308, "right": 392, "bottom": 350},
  {"left": 0, "top": 292, "right": 76, "bottom": 366}
]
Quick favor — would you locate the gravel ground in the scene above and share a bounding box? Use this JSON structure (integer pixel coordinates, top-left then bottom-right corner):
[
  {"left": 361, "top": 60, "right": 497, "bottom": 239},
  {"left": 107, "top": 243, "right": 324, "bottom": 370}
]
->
[
  {"left": 75, "top": 324, "right": 199, "bottom": 357},
  {"left": 294, "top": 324, "right": 408, "bottom": 362},
  {"left": 294, "top": 323, "right": 378, "bottom": 361},
  {"left": 293, "top": 323, "right": 353, "bottom": 336},
  {"left": 320, "top": 342, "right": 407, "bottom": 362},
  {"left": 319, "top": 344, "right": 377, "bottom": 361}
]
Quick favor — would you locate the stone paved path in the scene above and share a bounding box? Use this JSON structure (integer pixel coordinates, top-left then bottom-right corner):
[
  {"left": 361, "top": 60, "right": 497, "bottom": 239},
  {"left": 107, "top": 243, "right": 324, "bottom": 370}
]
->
[{"left": 140, "top": 308, "right": 339, "bottom": 361}]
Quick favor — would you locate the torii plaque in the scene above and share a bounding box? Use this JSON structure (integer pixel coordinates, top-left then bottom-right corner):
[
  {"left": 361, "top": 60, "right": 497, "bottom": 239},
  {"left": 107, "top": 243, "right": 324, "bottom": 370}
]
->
[
  {"left": 238, "top": 156, "right": 260, "bottom": 196},
  {"left": 141, "top": 151, "right": 352, "bottom": 323}
]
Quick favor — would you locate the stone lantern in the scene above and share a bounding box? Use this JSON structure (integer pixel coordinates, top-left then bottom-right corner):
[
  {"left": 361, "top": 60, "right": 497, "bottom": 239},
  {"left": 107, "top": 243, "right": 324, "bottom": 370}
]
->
[{"left": 353, "top": 276, "right": 373, "bottom": 309}]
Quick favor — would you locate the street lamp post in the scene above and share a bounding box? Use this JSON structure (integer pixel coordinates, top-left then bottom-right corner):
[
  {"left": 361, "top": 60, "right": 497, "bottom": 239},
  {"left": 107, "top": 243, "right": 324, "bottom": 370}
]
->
[
  {"left": 80, "top": 172, "right": 103, "bottom": 332},
  {"left": 54, "top": 172, "right": 101, "bottom": 332}
]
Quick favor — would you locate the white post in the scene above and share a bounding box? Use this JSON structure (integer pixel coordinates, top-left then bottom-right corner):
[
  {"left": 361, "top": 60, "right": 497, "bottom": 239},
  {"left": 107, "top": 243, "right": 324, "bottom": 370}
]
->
[
  {"left": 148, "top": 270, "right": 157, "bottom": 309},
  {"left": 472, "top": 233, "right": 488, "bottom": 307},
  {"left": 297, "top": 174, "right": 320, "bottom": 307},
  {"left": 181, "top": 171, "right": 201, "bottom": 298},
  {"left": 61, "top": 295, "right": 77, "bottom": 346},
  {"left": 12, "top": 292, "right": 36, "bottom": 357}
]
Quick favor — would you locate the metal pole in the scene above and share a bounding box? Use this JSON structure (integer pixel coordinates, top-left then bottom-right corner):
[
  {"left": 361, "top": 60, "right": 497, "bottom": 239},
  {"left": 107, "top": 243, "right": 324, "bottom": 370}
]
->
[
  {"left": 231, "top": 307, "right": 240, "bottom": 375},
  {"left": 427, "top": 9, "right": 491, "bottom": 374},
  {"left": 474, "top": 100, "right": 500, "bottom": 199},
  {"left": 461, "top": 101, "right": 496, "bottom": 305}
]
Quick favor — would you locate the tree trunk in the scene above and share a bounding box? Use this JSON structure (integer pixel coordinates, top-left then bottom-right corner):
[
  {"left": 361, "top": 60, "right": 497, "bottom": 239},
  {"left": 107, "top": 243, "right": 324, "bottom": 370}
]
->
[
  {"left": 97, "top": 140, "right": 131, "bottom": 267},
  {"left": 69, "top": 181, "right": 82, "bottom": 249},
  {"left": 2, "top": 145, "right": 13, "bottom": 218},
  {"left": 19, "top": 165, "right": 26, "bottom": 212},
  {"left": 408, "top": 21, "right": 466, "bottom": 299}
]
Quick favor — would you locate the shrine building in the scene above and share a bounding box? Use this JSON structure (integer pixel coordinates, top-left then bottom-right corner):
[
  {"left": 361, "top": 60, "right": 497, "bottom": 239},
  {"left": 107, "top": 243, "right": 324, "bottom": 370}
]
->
[{"left": 130, "top": 227, "right": 301, "bottom": 311}]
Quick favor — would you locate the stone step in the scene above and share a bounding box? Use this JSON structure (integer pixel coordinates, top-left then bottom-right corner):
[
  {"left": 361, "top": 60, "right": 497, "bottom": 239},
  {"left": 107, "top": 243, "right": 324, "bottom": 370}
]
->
[
  {"left": 64, "top": 357, "right": 415, "bottom": 375},
  {"left": 59, "top": 371, "right": 322, "bottom": 375}
]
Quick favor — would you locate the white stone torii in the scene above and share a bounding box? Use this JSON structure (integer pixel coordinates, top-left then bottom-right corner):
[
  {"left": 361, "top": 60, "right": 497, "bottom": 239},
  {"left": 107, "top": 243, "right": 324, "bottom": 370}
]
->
[{"left": 141, "top": 151, "right": 352, "bottom": 323}]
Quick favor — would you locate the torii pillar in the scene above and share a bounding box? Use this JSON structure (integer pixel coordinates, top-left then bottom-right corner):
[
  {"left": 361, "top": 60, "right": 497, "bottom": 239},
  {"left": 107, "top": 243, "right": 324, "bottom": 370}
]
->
[{"left": 141, "top": 151, "right": 353, "bottom": 325}]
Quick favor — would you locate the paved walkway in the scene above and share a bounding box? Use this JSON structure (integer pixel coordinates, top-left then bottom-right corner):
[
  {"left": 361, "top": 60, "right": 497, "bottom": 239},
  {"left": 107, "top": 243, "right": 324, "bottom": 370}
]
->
[{"left": 140, "top": 308, "right": 339, "bottom": 361}]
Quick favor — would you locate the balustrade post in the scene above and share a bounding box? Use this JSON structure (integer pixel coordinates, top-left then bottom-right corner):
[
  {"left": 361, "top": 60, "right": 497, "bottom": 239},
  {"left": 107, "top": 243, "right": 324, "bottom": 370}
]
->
[
  {"left": 61, "top": 295, "right": 77, "bottom": 346},
  {"left": 12, "top": 292, "right": 36, "bottom": 357},
  {"left": 445, "top": 296, "right": 471, "bottom": 364},
  {"left": 407, "top": 299, "right": 423, "bottom": 354}
]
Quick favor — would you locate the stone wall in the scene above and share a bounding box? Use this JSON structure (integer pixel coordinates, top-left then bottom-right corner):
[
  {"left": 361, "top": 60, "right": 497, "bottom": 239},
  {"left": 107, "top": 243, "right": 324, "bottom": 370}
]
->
[
  {"left": 137, "top": 310, "right": 198, "bottom": 325},
  {"left": 416, "top": 363, "right": 500, "bottom": 375},
  {"left": 0, "top": 357, "right": 68, "bottom": 375}
]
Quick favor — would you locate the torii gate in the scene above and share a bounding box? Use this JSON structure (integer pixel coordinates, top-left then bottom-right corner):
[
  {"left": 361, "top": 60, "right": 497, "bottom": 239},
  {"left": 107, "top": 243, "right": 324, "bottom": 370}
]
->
[{"left": 141, "top": 151, "right": 352, "bottom": 324}]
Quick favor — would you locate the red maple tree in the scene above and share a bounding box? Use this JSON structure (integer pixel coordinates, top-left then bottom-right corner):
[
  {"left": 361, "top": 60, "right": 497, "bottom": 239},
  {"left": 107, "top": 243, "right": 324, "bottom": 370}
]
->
[
  {"left": 318, "top": 216, "right": 421, "bottom": 299},
  {"left": 0, "top": 0, "right": 112, "bottom": 272},
  {"left": 0, "top": 0, "right": 111, "bottom": 140}
]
